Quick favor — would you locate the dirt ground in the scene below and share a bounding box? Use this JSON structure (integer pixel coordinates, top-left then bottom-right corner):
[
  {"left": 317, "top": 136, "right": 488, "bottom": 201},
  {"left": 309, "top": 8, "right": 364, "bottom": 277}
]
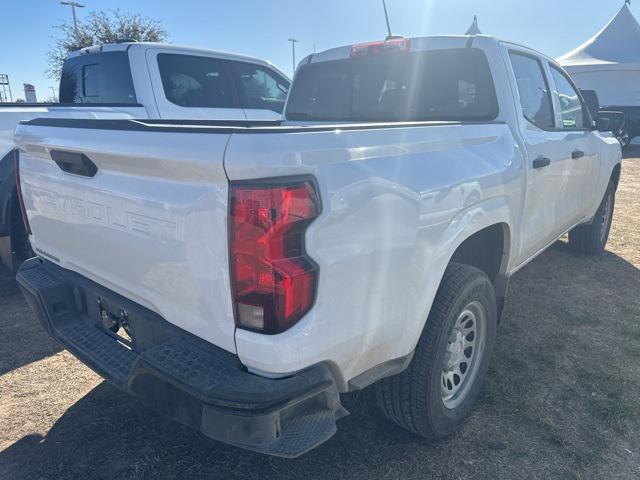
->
[{"left": 1, "top": 154, "right": 639, "bottom": 480}]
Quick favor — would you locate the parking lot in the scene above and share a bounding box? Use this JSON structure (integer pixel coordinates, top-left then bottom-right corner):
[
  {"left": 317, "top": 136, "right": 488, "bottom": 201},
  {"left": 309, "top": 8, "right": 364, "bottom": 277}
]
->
[{"left": 1, "top": 153, "right": 639, "bottom": 480}]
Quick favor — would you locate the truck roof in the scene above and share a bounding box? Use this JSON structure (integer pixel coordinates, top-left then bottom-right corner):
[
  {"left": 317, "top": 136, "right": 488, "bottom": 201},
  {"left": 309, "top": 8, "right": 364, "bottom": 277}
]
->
[
  {"left": 65, "top": 42, "right": 284, "bottom": 74},
  {"left": 304, "top": 35, "right": 556, "bottom": 67}
]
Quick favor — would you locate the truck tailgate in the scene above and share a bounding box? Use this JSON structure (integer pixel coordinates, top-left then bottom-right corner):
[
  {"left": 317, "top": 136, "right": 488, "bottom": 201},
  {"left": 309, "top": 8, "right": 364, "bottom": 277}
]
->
[{"left": 14, "top": 123, "right": 237, "bottom": 354}]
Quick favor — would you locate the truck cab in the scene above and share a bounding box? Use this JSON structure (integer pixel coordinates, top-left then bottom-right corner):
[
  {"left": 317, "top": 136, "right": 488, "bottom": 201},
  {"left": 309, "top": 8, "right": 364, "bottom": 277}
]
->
[
  {"left": 14, "top": 35, "right": 622, "bottom": 458},
  {"left": 0, "top": 42, "right": 290, "bottom": 270},
  {"left": 61, "top": 42, "right": 290, "bottom": 120}
]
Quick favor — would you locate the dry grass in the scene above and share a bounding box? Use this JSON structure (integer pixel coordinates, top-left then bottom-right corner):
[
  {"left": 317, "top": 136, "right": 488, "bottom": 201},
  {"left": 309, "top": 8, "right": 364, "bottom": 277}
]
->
[{"left": 1, "top": 154, "right": 640, "bottom": 479}]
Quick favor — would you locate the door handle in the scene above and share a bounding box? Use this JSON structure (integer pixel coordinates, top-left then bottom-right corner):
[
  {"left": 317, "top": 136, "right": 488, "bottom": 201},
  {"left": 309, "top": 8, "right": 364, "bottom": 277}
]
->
[
  {"left": 532, "top": 157, "right": 551, "bottom": 169},
  {"left": 50, "top": 150, "right": 98, "bottom": 178},
  {"left": 571, "top": 150, "right": 585, "bottom": 160}
]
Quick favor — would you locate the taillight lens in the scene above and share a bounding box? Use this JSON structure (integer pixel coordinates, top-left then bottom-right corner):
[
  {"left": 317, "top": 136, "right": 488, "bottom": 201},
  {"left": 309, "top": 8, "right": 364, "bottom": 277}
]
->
[
  {"left": 14, "top": 150, "right": 31, "bottom": 236},
  {"left": 229, "top": 179, "right": 320, "bottom": 334}
]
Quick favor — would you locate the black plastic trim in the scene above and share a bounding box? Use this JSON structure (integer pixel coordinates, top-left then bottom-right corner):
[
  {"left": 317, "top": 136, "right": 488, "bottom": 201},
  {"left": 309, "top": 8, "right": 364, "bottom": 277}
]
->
[
  {"left": 0, "top": 102, "right": 145, "bottom": 108},
  {"left": 21, "top": 117, "right": 507, "bottom": 135}
]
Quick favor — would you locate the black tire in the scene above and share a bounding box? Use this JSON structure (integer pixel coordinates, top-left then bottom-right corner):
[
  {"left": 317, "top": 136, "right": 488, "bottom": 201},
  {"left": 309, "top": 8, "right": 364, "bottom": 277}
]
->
[
  {"left": 375, "top": 263, "right": 497, "bottom": 439},
  {"left": 568, "top": 181, "right": 615, "bottom": 255}
]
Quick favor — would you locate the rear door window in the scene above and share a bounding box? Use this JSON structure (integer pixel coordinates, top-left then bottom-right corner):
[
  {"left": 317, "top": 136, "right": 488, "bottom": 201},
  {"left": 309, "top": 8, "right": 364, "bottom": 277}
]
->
[
  {"left": 508, "top": 52, "right": 555, "bottom": 129},
  {"left": 59, "top": 51, "right": 137, "bottom": 104},
  {"left": 285, "top": 48, "right": 499, "bottom": 122},
  {"left": 157, "top": 53, "right": 239, "bottom": 108},
  {"left": 232, "top": 62, "right": 290, "bottom": 113}
]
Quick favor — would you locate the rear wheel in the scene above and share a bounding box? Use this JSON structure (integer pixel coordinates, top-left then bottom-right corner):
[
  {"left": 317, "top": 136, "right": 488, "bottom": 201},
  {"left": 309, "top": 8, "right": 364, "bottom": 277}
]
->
[
  {"left": 375, "top": 263, "right": 497, "bottom": 439},
  {"left": 568, "top": 181, "right": 615, "bottom": 255}
]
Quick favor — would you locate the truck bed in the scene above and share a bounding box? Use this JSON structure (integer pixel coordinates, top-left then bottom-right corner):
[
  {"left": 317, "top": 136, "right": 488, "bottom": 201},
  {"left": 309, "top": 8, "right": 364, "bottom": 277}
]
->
[{"left": 15, "top": 116, "right": 520, "bottom": 382}]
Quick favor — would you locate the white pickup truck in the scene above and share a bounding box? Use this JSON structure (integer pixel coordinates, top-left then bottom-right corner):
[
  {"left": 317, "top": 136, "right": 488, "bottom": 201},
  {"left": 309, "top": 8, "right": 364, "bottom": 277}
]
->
[
  {"left": 15, "top": 35, "right": 622, "bottom": 457},
  {"left": 0, "top": 41, "right": 290, "bottom": 269}
]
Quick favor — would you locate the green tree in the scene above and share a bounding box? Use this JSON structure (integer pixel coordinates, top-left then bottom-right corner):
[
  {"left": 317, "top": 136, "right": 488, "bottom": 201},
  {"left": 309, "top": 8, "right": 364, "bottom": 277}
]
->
[{"left": 47, "top": 9, "right": 167, "bottom": 79}]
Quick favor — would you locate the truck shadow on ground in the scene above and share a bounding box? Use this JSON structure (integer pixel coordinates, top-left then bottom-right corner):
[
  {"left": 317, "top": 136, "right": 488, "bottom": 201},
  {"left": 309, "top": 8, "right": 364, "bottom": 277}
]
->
[
  {"left": 2, "top": 241, "right": 640, "bottom": 480},
  {"left": 0, "top": 266, "right": 62, "bottom": 377}
]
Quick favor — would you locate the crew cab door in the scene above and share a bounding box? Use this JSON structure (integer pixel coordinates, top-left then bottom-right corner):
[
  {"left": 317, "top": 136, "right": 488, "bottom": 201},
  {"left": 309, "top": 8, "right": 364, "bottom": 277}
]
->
[
  {"left": 506, "top": 48, "right": 574, "bottom": 264},
  {"left": 545, "top": 63, "right": 600, "bottom": 220},
  {"left": 145, "top": 48, "right": 247, "bottom": 120}
]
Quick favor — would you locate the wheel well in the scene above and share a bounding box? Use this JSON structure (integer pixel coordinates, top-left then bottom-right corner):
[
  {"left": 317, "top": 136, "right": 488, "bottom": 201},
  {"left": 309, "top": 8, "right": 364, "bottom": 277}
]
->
[
  {"left": 611, "top": 163, "right": 622, "bottom": 190},
  {"left": 449, "top": 224, "right": 509, "bottom": 284}
]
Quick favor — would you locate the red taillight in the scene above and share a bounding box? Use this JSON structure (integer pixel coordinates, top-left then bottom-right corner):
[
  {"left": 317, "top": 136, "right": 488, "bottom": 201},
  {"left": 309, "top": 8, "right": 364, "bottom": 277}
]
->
[
  {"left": 229, "top": 179, "right": 320, "bottom": 334},
  {"left": 350, "top": 38, "right": 410, "bottom": 58},
  {"left": 14, "top": 150, "right": 31, "bottom": 236}
]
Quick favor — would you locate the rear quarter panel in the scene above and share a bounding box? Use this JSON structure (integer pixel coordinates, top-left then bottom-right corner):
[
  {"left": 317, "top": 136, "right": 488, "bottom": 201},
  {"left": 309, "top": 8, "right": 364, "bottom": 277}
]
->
[{"left": 225, "top": 124, "right": 523, "bottom": 387}]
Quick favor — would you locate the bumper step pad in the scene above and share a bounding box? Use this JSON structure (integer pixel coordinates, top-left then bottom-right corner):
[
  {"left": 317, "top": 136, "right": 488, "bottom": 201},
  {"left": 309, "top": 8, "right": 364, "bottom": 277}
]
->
[
  {"left": 58, "top": 322, "right": 137, "bottom": 385},
  {"left": 17, "top": 258, "right": 345, "bottom": 457}
]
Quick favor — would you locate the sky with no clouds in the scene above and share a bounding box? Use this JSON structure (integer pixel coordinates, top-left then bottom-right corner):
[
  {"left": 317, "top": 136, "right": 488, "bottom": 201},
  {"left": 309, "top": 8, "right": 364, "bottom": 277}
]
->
[{"left": 0, "top": 0, "right": 634, "bottom": 102}]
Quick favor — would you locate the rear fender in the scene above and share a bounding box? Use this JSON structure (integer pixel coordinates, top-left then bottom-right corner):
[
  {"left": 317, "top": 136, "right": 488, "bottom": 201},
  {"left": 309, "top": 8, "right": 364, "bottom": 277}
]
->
[{"left": 404, "top": 196, "right": 513, "bottom": 352}]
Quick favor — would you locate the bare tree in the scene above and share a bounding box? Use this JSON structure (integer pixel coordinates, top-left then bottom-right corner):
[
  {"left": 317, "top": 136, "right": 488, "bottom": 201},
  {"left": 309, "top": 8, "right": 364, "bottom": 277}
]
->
[{"left": 47, "top": 9, "right": 167, "bottom": 79}]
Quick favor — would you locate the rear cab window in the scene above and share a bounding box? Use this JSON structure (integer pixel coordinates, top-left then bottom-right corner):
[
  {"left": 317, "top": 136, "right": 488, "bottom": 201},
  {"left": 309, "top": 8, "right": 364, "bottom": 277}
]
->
[
  {"left": 285, "top": 48, "right": 499, "bottom": 122},
  {"left": 59, "top": 51, "right": 137, "bottom": 104}
]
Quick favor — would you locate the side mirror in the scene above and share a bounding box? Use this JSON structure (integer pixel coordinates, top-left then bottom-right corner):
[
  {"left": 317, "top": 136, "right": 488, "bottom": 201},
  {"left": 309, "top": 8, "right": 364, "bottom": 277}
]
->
[{"left": 596, "top": 111, "right": 625, "bottom": 133}]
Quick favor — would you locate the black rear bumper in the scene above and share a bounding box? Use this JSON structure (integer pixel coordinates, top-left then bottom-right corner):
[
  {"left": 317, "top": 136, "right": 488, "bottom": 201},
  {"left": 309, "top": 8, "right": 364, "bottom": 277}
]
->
[{"left": 17, "top": 258, "right": 345, "bottom": 457}]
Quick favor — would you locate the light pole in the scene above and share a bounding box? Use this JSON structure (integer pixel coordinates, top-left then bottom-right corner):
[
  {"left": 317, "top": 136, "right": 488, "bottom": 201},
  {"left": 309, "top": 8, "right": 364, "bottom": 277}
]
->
[
  {"left": 288, "top": 38, "right": 299, "bottom": 75},
  {"left": 49, "top": 86, "right": 58, "bottom": 103},
  {"left": 60, "top": 1, "right": 86, "bottom": 38}
]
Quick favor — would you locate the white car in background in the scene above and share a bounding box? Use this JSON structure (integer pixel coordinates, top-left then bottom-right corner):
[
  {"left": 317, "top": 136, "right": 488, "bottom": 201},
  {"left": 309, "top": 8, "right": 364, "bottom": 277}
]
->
[{"left": 0, "top": 42, "right": 290, "bottom": 269}]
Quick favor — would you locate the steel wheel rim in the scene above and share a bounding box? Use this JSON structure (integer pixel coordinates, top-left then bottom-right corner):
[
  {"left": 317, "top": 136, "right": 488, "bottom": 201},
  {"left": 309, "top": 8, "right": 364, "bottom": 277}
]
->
[
  {"left": 441, "top": 301, "right": 487, "bottom": 410},
  {"left": 600, "top": 192, "right": 612, "bottom": 243}
]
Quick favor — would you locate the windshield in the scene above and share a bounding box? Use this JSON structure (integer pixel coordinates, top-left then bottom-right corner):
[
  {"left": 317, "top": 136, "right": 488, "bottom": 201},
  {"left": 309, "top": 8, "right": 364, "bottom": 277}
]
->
[{"left": 286, "top": 48, "right": 499, "bottom": 123}]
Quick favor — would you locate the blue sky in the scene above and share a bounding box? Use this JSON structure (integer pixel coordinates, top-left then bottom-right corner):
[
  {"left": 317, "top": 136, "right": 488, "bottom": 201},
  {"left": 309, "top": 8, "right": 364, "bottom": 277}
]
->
[{"left": 0, "top": 0, "right": 634, "bottom": 102}]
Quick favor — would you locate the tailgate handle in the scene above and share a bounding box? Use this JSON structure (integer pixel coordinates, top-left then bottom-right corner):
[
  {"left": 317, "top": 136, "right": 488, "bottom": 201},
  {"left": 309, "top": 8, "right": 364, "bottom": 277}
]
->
[
  {"left": 532, "top": 157, "right": 551, "bottom": 169},
  {"left": 50, "top": 150, "right": 98, "bottom": 178}
]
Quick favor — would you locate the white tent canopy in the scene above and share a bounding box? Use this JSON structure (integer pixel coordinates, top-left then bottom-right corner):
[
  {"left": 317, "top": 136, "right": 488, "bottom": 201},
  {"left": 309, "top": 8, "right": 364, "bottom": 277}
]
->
[
  {"left": 465, "top": 15, "right": 481, "bottom": 35},
  {"left": 558, "top": 4, "right": 640, "bottom": 106}
]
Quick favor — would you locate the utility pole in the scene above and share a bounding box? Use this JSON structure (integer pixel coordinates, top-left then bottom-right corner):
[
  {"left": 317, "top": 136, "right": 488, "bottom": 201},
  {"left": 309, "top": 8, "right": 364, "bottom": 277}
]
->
[
  {"left": 49, "top": 86, "right": 58, "bottom": 103},
  {"left": 60, "top": 1, "right": 86, "bottom": 38},
  {"left": 288, "top": 38, "right": 299, "bottom": 74}
]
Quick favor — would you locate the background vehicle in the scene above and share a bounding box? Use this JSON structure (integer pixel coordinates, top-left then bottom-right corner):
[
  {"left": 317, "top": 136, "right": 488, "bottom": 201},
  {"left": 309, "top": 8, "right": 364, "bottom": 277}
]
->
[
  {"left": 580, "top": 89, "right": 628, "bottom": 148},
  {"left": 0, "top": 42, "right": 290, "bottom": 270},
  {"left": 15, "top": 35, "right": 622, "bottom": 457}
]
